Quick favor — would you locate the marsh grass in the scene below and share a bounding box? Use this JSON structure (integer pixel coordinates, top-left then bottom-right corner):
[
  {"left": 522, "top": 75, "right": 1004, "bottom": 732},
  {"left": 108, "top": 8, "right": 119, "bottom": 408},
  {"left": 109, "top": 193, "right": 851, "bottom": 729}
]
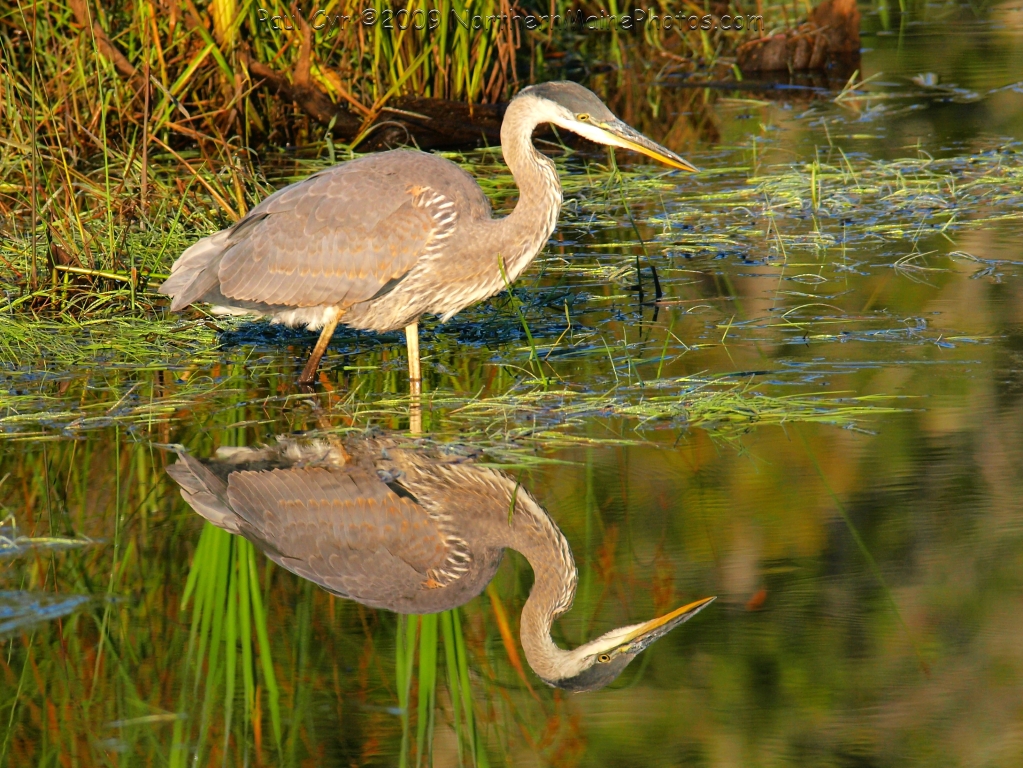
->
[
  {"left": 2, "top": 81, "right": 1009, "bottom": 565},
  {"left": 174, "top": 523, "right": 282, "bottom": 766},
  {"left": 6, "top": 141, "right": 981, "bottom": 446},
  {"left": 1, "top": 0, "right": 519, "bottom": 158},
  {"left": 396, "top": 611, "right": 487, "bottom": 767},
  {"left": 648, "top": 144, "right": 1023, "bottom": 268},
  {"left": 12, "top": 119, "right": 1017, "bottom": 336},
  {"left": 0, "top": 358, "right": 903, "bottom": 447},
  {"left": 0, "top": 0, "right": 763, "bottom": 173}
]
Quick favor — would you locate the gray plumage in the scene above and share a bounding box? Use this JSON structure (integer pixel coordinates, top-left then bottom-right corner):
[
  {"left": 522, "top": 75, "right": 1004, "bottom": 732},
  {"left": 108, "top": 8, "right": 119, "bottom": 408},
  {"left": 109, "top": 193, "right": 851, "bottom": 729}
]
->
[
  {"left": 160, "top": 154, "right": 496, "bottom": 332},
  {"left": 158, "top": 82, "right": 697, "bottom": 384},
  {"left": 168, "top": 438, "right": 503, "bottom": 613},
  {"left": 166, "top": 434, "right": 714, "bottom": 691}
]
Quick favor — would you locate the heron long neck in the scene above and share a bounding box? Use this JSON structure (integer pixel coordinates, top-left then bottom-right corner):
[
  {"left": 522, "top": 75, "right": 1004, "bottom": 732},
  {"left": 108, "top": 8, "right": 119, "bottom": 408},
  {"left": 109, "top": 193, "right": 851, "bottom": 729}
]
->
[
  {"left": 498, "top": 492, "right": 582, "bottom": 684},
  {"left": 494, "top": 97, "right": 563, "bottom": 282},
  {"left": 422, "top": 461, "right": 583, "bottom": 683}
]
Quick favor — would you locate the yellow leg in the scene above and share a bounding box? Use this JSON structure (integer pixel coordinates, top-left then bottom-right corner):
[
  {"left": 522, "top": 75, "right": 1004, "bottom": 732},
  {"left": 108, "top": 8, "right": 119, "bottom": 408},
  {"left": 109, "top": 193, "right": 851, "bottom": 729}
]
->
[
  {"left": 405, "top": 322, "right": 422, "bottom": 394},
  {"left": 405, "top": 322, "right": 422, "bottom": 433},
  {"left": 298, "top": 310, "right": 341, "bottom": 385}
]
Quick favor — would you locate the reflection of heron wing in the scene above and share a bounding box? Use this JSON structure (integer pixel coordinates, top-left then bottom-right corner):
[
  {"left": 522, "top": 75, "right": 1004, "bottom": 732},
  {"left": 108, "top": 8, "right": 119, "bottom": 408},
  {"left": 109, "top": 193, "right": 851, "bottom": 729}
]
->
[
  {"left": 214, "top": 152, "right": 462, "bottom": 308},
  {"left": 223, "top": 467, "right": 450, "bottom": 601}
]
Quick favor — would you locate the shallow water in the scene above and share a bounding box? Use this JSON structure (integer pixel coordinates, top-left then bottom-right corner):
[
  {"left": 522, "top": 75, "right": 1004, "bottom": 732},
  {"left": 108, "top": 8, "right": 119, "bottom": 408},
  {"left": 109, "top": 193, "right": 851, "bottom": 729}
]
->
[{"left": 3, "top": 4, "right": 1023, "bottom": 765}]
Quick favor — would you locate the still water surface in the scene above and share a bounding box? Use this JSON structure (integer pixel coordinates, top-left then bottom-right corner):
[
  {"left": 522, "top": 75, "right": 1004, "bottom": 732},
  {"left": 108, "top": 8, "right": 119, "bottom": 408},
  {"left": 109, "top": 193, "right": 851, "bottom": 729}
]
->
[{"left": 3, "top": 4, "right": 1023, "bottom": 765}]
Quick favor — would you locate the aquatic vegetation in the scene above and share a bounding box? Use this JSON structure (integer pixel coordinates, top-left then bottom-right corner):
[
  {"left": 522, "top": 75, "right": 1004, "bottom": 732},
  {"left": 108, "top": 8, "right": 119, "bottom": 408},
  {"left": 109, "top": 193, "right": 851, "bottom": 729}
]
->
[
  {"left": 0, "top": 515, "right": 93, "bottom": 559},
  {"left": 0, "top": 352, "right": 902, "bottom": 445},
  {"left": 0, "top": 591, "right": 96, "bottom": 637}
]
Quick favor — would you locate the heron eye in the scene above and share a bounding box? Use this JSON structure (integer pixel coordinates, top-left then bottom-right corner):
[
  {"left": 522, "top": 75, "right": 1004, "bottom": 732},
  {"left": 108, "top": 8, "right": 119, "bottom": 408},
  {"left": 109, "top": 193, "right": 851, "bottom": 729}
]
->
[
  {"left": 577, "top": 113, "right": 591, "bottom": 121},
  {"left": 597, "top": 653, "right": 611, "bottom": 663}
]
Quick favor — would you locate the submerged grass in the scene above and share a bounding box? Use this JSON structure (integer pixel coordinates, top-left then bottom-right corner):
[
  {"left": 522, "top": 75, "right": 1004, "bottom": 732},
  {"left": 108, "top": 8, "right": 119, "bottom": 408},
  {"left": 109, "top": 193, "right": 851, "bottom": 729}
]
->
[
  {"left": 396, "top": 610, "right": 487, "bottom": 768},
  {"left": 0, "top": 514, "right": 93, "bottom": 558},
  {"left": 650, "top": 142, "right": 1023, "bottom": 267},
  {"left": 8, "top": 133, "right": 1018, "bottom": 326},
  {"left": 4, "top": 78, "right": 1013, "bottom": 457},
  {"left": 0, "top": 316, "right": 221, "bottom": 370},
  {"left": 0, "top": 359, "right": 903, "bottom": 446}
]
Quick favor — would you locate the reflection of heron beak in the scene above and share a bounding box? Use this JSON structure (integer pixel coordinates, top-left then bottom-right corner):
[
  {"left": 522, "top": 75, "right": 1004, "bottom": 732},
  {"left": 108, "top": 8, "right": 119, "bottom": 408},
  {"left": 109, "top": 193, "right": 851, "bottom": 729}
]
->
[
  {"left": 599, "top": 120, "right": 700, "bottom": 172},
  {"left": 621, "top": 596, "right": 716, "bottom": 650}
]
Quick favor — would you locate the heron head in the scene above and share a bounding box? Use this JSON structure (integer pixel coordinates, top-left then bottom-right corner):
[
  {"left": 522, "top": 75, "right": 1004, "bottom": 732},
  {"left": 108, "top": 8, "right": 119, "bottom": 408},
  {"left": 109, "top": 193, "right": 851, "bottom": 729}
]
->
[
  {"left": 544, "top": 595, "right": 716, "bottom": 692},
  {"left": 514, "top": 81, "right": 699, "bottom": 173}
]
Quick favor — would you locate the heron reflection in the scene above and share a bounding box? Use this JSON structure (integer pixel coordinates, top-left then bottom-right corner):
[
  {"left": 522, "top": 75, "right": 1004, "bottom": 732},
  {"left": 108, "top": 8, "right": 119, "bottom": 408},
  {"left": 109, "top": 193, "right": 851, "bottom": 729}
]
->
[{"left": 166, "top": 435, "right": 714, "bottom": 691}]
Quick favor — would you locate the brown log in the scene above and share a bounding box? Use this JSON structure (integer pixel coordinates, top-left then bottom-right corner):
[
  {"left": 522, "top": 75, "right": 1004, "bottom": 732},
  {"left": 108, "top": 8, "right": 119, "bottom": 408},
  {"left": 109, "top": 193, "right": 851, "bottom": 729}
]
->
[
  {"left": 241, "top": 51, "right": 506, "bottom": 151},
  {"left": 358, "top": 98, "right": 505, "bottom": 151},
  {"left": 737, "top": 0, "right": 860, "bottom": 74},
  {"left": 241, "top": 53, "right": 360, "bottom": 134}
]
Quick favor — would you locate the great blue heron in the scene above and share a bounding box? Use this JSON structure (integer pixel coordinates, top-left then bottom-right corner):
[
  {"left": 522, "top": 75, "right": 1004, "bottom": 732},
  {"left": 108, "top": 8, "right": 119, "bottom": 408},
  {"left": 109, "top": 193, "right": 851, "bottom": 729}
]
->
[
  {"left": 166, "top": 435, "right": 714, "bottom": 691},
  {"left": 159, "top": 82, "right": 698, "bottom": 387}
]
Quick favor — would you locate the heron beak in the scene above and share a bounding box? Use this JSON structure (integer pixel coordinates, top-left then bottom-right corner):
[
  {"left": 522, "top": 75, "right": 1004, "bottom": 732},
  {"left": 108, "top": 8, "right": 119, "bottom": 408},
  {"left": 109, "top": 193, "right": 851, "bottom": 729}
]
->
[
  {"left": 598, "top": 119, "right": 700, "bottom": 173},
  {"left": 620, "top": 595, "right": 716, "bottom": 651}
]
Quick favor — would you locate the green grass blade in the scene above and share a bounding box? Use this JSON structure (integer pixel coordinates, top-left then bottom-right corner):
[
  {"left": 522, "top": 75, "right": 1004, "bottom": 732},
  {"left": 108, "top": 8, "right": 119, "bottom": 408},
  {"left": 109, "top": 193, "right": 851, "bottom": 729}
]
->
[
  {"left": 397, "top": 615, "right": 418, "bottom": 768},
  {"left": 454, "top": 609, "right": 487, "bottom": 767},
  {"left": 440, "top": 611, "right": 464, "bottom": 766},
  {"left": 247, "top": 544, "right": 282, "bottom": 752},
  {"left": 415, "top": 613, "right": 438, "bottom": 768},
  {"left": 224, "top": 540, "right": 239, "bottom": 756},
  {"left": 238, "top": 539, "right": 255, "bottom": 720}
]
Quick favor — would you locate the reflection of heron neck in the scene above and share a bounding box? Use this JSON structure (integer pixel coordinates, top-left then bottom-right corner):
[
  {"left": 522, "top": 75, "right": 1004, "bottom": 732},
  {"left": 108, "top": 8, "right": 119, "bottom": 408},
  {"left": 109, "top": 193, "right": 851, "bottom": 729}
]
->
[
  {"left": 499, "top": 492, "right": 583, "bottom": 685},
  {"left": 496, "top": 97, "right": 564, "bottom": 282}
]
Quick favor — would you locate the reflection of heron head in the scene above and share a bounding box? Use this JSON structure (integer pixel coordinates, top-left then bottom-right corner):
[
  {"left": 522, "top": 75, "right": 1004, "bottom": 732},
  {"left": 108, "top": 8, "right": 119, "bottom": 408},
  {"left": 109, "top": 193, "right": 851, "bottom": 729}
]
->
[
  {"left": 543, "top": 596, "right": 716, "bottom": 692},
  {"left": 513, "top": 81, "right": 700, "bottom": 173}
]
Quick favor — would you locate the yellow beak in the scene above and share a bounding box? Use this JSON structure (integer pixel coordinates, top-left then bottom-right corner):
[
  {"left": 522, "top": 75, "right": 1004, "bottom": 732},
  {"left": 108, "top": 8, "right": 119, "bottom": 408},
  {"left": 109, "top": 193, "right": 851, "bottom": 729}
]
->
[
  {"left": 598, "top": 120, "right": 700, "bottom": 173},
  {"left": 622, "top": 595, "right": 717, "bottom": 646}
]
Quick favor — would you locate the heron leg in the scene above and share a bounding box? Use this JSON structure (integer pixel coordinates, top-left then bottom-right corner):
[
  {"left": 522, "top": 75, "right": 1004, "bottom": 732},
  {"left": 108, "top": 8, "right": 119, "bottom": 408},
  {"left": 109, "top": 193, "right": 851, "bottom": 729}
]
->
[
  {"left": 405, "top": 322, "right": 422, "bottom": 433},
  {"left": 404, "top": 322, "right": 422, "bottom": 393},
  {"left": 298, "top": 309, "right": 342, "bottom": 385}
]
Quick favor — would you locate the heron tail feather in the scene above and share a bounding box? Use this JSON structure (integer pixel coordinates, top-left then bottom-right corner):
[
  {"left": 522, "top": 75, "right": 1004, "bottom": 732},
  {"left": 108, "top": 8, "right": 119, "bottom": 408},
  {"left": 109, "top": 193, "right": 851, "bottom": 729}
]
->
[
  {"left": 159, "top": 230, "right": 230, "bottom": 311},
  {"left": 167, "top": 453, "right": 244, "bottom": 534}
]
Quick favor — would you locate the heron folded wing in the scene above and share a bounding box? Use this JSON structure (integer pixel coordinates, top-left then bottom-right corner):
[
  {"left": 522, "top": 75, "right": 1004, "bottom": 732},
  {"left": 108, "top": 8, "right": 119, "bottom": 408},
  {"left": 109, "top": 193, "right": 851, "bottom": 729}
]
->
[
  {"left": 216, "top": 166, "right": 450, "bottom": 308},
  {"left": 224, "top": 467, "right": 451, "bottom": 597}
]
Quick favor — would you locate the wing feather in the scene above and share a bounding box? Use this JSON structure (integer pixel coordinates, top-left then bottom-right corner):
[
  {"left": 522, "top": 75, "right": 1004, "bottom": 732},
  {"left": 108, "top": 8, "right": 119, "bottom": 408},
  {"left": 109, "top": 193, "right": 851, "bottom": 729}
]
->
[
  {"left": 224, "top": 467, "right": 450, "bottom": 600},
  {"left": 216, "top": 154, "right": 456, "bottom": 308}
]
